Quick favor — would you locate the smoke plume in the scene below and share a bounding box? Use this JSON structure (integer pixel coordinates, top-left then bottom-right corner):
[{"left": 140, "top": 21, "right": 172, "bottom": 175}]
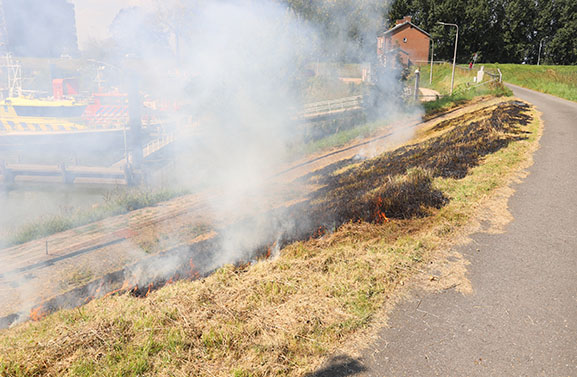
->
[{"left": 0, "top": 0, "right": 426, "bottom": 324}]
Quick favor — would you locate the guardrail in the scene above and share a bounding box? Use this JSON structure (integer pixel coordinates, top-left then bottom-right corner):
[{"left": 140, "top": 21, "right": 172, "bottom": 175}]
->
[
  {"left": 0, "top": 161, "right": 126, "bottom": 185},
  {"left": 415, "top": 65, "right": 504, "bottom": 100},
  {"left": 485, "top": 68, "right": 502, "bottom": 83},
  {"left": 300, "top": 95, "right": 364, "bottom": 119},
  {"left": 142, "top": 133, "right": 176, "bottom": 159}
]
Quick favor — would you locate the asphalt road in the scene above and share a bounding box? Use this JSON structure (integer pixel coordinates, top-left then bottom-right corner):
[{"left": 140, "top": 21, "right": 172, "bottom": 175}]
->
[{"left": 314, "top": 85, "right": 577, "bottom": 376}]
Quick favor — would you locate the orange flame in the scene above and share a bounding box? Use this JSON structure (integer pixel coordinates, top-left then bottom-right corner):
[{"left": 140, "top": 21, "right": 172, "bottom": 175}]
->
[
  {"left": 265, "top": 241, "right": 279, "bottom": 259},
  {"left": 312, "top": 226, "right": 326, "bottom": 239},
  {"left": 189, "top": 259, "right": 200, "bottom": 280},
  {"left": 102, "top": 279, "right": 135, "bottom": 299},
  {"left": 145, "top": 283, "right": 154, "bottom": 297},
  {"left": 374, "top": 196, "right": 390, "bottom": 223},
  {"left": 30, "top": 305, "right": 47, "bottom": 322}
]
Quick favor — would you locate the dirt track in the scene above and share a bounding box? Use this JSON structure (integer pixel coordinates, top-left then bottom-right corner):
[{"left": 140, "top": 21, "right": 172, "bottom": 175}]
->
[{"left": 316, "top": 85, "right": 577, "bottom": 376}]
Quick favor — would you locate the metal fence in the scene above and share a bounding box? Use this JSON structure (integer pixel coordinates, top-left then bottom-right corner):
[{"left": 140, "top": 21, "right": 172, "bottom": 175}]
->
[
  {"left": 301, "top": 95, "right": 364, "bottom": 119},
  {"left": 142, "top": 133, "right": 176, "bottom": 159}
]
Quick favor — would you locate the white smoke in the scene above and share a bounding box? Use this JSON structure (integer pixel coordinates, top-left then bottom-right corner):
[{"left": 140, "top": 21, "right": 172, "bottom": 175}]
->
[{"left": 0, "top": 0, "right": 427, "bottom": 324}]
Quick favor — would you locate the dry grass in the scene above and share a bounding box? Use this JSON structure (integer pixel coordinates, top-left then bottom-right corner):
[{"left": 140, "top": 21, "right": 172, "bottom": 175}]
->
[
  {"left": 0, "top": 221, "right": 425, "bottom": 377},
  {"left": 0, "top": 100, "right": 541, "bottom": 377},
  {"left": 297, "top": 101, "right": 532, "bottom": 229}
]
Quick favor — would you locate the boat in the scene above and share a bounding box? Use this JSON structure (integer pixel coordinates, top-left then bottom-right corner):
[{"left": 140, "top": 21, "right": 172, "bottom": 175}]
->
[
  {"left": 0, "top": 56, "right": 89, "bottom": 134},
  {"left": 83, "top": 91, "right": 129, "bottom": 128},
  {"left": 0, "top": 95, "right": 87, "bottom": 133}
]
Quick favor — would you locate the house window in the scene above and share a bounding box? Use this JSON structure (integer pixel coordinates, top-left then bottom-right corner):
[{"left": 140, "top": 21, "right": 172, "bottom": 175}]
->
[{"left": 403, "top": 37, "right": 408, "bottom": 43}]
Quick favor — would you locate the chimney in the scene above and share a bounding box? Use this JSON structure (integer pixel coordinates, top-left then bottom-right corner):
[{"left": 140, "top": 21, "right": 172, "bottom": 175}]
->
[{"left": 396, "top": 16, "right": 412, "bottom": 25}]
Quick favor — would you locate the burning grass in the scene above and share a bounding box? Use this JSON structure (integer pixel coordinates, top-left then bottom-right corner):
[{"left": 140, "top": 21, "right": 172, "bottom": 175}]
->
[
  {"left": 0, "top": 100, "right": 541, "bottom": 376},
  {"left": 297, "top": 101, "right": 532, "bottom": 231}
]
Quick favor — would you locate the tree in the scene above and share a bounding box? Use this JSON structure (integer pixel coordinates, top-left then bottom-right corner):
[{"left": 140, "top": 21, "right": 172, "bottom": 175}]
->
[
  {"left": 500, "top": 0, "right": 537, "bottom": 63},
  {"left": 284, "top": 0, "right": 392, "bottom": 61},
  {"left": 387, "top": 0, "right": 576, "bottom": 65},
  {"left": 110, "top": 7, "right": 171, "bottom": 58},
  {"left": 540, "top": 0, "right": 577, "bottom": 64}
]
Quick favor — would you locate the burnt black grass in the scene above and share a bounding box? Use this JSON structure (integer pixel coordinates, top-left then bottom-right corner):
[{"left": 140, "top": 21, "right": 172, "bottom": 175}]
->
[{"left": 301, "top": 101, "right": 532, "bottom": 225}]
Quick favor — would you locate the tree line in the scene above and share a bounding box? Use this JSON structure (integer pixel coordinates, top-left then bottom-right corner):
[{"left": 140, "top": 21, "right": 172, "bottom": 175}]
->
[
  {"left": 284, "top": 0, "right": 576, "bottom": 65},
  {"left": 90, "top": 0, "right": 575, "bottom": 66},
  {"left": 388, "top": 0, "right": 576, "bottom": 65}
]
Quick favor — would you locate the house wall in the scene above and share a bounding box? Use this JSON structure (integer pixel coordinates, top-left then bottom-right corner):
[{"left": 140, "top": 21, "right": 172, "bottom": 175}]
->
[{"left": 378, "top": 23, "right": 430, "bottom": 67}]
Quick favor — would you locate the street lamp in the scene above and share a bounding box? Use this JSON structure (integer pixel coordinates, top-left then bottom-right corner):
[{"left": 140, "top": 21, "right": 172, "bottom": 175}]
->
[
  {"left": 537, "top": 38, "right": 545, "bottom": 66},
  {"left": 430, "top": 39, "right": 435, "bottom": 85},
  {"left": 437, "top": 21, "right": 459, "bottom": 96}
]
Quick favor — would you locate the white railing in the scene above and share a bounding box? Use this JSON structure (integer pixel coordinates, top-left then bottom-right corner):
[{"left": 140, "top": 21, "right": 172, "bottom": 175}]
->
[
  {"left": 301, "top": 95, "right": 364, "bottom": 118},
  {"left": 142, "top": 132, "right": 175, "bottom": 159},
  {"left": 485, "top": 69, "right": 503, "bottom": 83}
]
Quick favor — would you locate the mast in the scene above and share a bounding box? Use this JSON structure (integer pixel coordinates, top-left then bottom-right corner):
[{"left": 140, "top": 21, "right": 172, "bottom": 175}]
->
[
  {"left": 4, "top": 54, "right": 22, "bottom": 98},
  {"left": 0, "top": 0, "right": 7, "bottom": 55}
]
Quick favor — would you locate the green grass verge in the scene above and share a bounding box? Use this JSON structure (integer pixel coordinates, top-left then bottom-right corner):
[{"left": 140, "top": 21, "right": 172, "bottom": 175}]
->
[
  {"left": 296, "top": 63, "right": 512, "bottom": 159},
  {"left": 2, "top": 188, "right": 189, "bottom": 248},
  {"left": 418, "top": 62, "right": 481, "bottom": 95},
  {"left": 290, "top": 117, "right": 391, "bottom": 157},
  {"left": 422, "top": 81, "right": 512, "bottom": 116},
  {"left": 484, "top": 64, "right": 577, "bottom": 102},
  {"left": 416, "top": 63, "right": 512, "bottom": 115}
]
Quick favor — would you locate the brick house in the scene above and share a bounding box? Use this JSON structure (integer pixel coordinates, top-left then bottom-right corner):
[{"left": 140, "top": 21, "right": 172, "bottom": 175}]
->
[{"left": 377, "top": 16, "right": 431, "bottom": 68}]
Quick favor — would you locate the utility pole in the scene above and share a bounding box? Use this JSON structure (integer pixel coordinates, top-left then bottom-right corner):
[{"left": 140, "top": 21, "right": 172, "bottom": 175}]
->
[{"left": 437, "top": 22, "right": 459, "bottom": 96}]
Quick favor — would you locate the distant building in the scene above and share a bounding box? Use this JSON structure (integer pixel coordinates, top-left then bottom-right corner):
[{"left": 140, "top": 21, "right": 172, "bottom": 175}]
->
[
  {"left": 377, "top": 16, "right": 431, "bottom": 68},
  {"left": 0, "top": 0, "right": 78, "bottom": 57}
]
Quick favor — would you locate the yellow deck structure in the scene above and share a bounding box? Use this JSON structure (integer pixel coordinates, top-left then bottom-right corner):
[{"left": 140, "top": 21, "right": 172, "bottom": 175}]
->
[{"left": 0, "top": 96, "right": 87, "bottom": 133}]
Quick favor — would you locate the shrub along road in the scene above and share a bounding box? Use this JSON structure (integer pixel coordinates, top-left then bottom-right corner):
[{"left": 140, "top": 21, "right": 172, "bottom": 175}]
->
[{"left": 321, "top": 84, "right": 577, "bottom": 376}]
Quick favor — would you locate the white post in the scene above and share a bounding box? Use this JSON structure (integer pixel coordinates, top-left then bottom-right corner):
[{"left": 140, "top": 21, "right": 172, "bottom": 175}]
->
[
  {"left": 414, "top": 69, "right": 420, "bottom": 101},
  {"left": 123, "top": 123, "right": 129, "bottom": 166}
]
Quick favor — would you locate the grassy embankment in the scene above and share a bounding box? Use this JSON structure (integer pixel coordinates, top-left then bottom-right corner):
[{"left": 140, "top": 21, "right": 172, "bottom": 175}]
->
[
  {"left": 2, "top": 63, "right": 510, "bottom": 248},
  {"left": 485, "top": 64, "right": 577, "bottom": 102},
  {"left": 417, "top": 62, "right": 512, "bottom": 115},
  {"left": 0, "top": 100, "right": 541, "bottom": 376},
  {"left": 0, "top": 188, "right": 189, "bottom": 248},
  {"left": 297, "top": 62, "right": 512, "bottom": 157},
  {"left": 1, "top": 64, "right": 362, "bottom": 248}
]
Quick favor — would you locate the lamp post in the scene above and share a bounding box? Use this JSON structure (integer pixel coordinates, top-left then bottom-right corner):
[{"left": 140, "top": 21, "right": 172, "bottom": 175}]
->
[
  {"left": 537, "top": 39, "right": 544, "bottom": 66},
  {"left": 430, "top": 39, "right": 435, "bottom": 85},
  {"left": 437, "top": 21, "right": 459, "bottom": 96}
]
